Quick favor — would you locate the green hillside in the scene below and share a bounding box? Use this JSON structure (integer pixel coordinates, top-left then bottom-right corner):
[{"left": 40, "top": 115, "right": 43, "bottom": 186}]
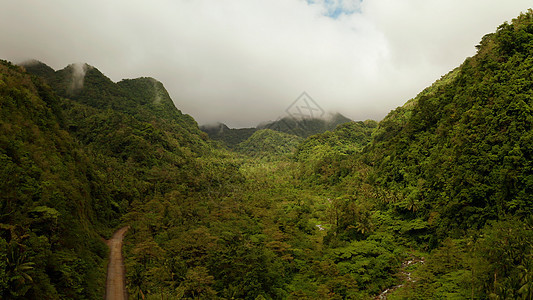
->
[
  {"left": 324, "top": 11, "right": 533, "bottom": 299},
  {"left": 295, "top": 120, "right": 377, "bottom": 185},
  {"left": 236, "top": 129, "right": 302, "bottom": 158},
  {"left": 368, "top": 11, "right": 533, "bottom": 233},
  {"left": 1, "top": 60, "right": 237, "bottom": 298},
  {"left": 201, "top": 112, "right": 352, "bottom": 148},
  {"left": 200, "top": 123, "right": 256, "bottom": 149},
  {"left": 259, "top": 113, "right": 353, "bottom": 138},
  {"left": 0, "top": 60, "right": 111, "bottom": 298}
]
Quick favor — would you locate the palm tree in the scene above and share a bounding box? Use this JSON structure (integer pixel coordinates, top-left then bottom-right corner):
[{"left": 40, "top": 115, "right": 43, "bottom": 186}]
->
[{"left": 4, "top": 242, "right": 34, "bottom": 298}]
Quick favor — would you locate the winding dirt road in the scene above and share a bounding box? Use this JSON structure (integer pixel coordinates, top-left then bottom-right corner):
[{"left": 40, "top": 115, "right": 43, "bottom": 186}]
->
[{"left": 105, "top": 226, "right": 130, "bottom": 300}]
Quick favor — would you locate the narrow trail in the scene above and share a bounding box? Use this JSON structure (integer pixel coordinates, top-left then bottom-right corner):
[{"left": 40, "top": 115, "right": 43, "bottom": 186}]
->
[{"left": 105, "top": 226, "right": 130, "bottom": 300}]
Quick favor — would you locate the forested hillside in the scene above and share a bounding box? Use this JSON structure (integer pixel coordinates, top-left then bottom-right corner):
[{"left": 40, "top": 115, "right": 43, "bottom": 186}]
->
[
  {"left": 201, "top": 113, "right": 352, "bottom": 149},
  {"left": 200, "top": 123, "right": 256, "bottom": 148},
  {"left": 0, "top": 9, "right": 532, "bottom": 300},
  {"left": 236, "top": 129, "right": 302, "bottom": 158},
  {"left": 0, "top": 60, "right": 240, "bottom": 298},
  {"left": 314, "top": 11, "right": 533, "bottom": 299},
  {"left": 0, "top": 60, "right": 110, "bottom": 298}
]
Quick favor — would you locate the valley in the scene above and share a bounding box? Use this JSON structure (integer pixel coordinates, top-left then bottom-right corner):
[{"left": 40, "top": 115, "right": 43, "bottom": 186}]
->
[{"left": 0, "top": 9, "right": 532, "bottom": 300}]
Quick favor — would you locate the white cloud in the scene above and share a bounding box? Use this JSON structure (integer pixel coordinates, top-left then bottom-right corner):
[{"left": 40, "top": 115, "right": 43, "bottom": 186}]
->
[{"left": 0, "top": 0, "right": 530, "bottom": 127}]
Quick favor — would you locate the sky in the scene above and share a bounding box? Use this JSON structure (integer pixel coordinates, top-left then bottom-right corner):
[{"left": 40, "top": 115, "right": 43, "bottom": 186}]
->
[{"left": 0, "top": 1, "right": 531, "bottom": 127}]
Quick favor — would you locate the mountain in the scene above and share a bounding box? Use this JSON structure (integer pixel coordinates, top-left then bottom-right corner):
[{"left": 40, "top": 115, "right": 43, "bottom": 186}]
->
[
  {"left": 367, "top": 12, "right": 533, "bottom": 233},
  {"left": 313, "top": 10, "right": 533, "bottom": 299},
  {"left": 2, "top": 60, "right": 235, "bottom": 298},
  {"left": 201, "top": 112, "right": 353, "bottom": 148},
  {"left": 24, "top": 61, "right": 205, "bottom": 146},
  {"left": 258, "top": 113, "right": 353, "bottom": 138},
  {"left": 200, "top": 123, "right": 256, "bottom": 148},
  {"left": 1, "top": 60, "right": 111, "bottom": 298}
]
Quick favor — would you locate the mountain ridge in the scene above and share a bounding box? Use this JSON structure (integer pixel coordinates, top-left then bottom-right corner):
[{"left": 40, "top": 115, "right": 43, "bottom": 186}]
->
[{"left": 201, "top": 112, "right": 354, "bottom": 148}]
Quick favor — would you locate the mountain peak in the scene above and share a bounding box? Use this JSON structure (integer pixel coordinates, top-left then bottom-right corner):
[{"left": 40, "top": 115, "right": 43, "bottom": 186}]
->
[{"left": 19, "top": 59, "right": 56, "bottom": 79}]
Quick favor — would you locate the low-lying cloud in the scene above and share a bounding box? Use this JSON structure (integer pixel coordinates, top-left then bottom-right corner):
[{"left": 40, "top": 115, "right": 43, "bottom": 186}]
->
[
  {"left": 68, "top": 63, "right": 89, "bottom": 94},
  {"left": 0, "top": 0, "right": 530, "bottom": 127}
]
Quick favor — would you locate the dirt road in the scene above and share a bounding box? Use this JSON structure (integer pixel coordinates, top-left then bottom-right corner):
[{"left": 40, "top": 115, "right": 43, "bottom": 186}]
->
[{"left": 105, "top": 226, "right": 130, "bottom": 300}]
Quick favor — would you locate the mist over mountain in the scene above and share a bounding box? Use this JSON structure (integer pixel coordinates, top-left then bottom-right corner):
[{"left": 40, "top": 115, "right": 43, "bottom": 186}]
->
[
  {"left": 3, "top": 1, "right": 532, "bottom": 127},
  {"left": 201, "top": 112, "right": 353, "bottom": 148}
]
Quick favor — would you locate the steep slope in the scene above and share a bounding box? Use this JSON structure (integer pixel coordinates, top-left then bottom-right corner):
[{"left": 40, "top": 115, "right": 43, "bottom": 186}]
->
[
  {"left": 292, "top": 11, "right": 533, "bottom": 299},
  {"left": 7, "top": 60, "right": 236, "bottom": 299},
  {"left": 333, "top": 11, "right": 533, "bottom": 299},
  {"left": 366, "top": 11, "right": 533, "bottom": 233},
  {"left": 0, "top": 60, "right": 112, "bottom": 299},
  {"left": 20, "top": 59, "right": 56, "bottom": 79},
  {"left": 24, "top": 61, "right": 217, "bottom": 196}
]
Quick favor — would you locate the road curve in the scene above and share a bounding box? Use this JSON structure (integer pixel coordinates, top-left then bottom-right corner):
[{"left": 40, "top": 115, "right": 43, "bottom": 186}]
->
[{"left": 105, "top": 226, "right": 130, "bottom": 300}]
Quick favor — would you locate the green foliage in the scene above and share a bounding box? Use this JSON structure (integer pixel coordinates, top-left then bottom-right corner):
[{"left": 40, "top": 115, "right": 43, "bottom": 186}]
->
[
  {"left": 176, "top": 266, "right": 217, "bottom": 299},
  {"left": 353, "top": 10, "right": 533, "bottom": 298},
  {"left": 327, "top": 237, "right": 399, "bottom": 294},
  {"left": 237, "top": 129, "right": 302, "bottom": 158},
  {"left": 363, "top": 9, "right": 533, "bottom": 239},
  {"left": 295, "top": 121, "right": 376, "bottom": 185},
  {"left": 392, "top": 217, "right": 532, "bottom": 299},
  {"left": 0, "top": 60, "right": 112, "bottom": 299}
]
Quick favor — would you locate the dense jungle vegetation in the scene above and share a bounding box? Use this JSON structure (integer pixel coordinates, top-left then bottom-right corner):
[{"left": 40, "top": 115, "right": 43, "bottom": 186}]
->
[{"left": 0, "top": 9, "right": 532, "bottom": 300}]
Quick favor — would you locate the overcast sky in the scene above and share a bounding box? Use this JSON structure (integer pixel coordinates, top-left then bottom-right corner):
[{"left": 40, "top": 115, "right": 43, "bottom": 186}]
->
[{"left": 0, "top": 1, "right": 530, "bottom": 127}]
